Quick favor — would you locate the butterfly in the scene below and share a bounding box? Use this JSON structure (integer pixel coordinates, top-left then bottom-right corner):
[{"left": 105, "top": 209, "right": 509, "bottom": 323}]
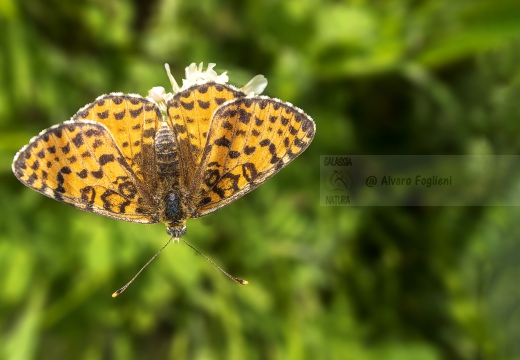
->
[{"left": 12, "top": 63, "right": 316, "bottom": 293}]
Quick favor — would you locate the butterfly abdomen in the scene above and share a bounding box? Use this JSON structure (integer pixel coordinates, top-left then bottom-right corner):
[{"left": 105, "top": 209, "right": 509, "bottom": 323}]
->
[{"left": 155, "top": 122, "right": 180, "bottom": 181}]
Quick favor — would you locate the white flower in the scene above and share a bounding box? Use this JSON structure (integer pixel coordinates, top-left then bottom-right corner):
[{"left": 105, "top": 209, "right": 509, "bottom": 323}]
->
[
  {"left": 241, "top": 74, "right": 268, "bottom": 96},
  {"left": 147, "top": 62, "right": 268, "bottom": 109},
  {"left": 147, "top": 86, "right": 172, "bottom": 115},
  {"left": 183, "top": 63, "right": 229, "bottom": 87},
  {"left": 147, "top": 86, "right": 166, "bottom": 104}
]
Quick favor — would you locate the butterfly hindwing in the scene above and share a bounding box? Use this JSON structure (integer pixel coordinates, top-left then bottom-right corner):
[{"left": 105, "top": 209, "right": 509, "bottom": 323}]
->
[
  {"left": 12, "top": 121, "right": 159, "bottom": 223},
  {"left": 189, "top": 97, "right": 315, "bottom": 217},
  {"left": 166, "top": 82, "right": 246, "bottom": 187}
]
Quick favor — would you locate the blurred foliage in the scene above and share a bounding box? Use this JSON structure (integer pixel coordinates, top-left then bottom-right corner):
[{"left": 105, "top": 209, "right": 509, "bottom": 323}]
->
[{"left": 2, "top": 0, "right": 520, "bottom": 359}]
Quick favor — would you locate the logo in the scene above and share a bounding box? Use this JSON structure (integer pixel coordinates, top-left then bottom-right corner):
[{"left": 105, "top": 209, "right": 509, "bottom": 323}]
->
[
  {"left": 320, "top": 156, "right": 353, "bottom": 206},
  {"left": 324, "top": 169, "right": 352, "bottom": 193}
]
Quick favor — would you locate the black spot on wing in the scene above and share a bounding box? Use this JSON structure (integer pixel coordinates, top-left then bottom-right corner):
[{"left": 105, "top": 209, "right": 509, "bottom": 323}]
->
[
  {"left": 229, "top": 151, "right": 240, "bottom": 159},
  {"left": 198, "top": 84, "right": 209, "bottom": 93},
  {"left": 130, "top": 107, "right": 143, "bottom": 118},
  {"left": 238, "top": 108, "right": 251, "bottom": 124},
  {"left": 72, "top": 133, "right": 84, "bottom": 147},
  {"left": 113, "top": 97, "right": 124, "bottom": 105},
  {"left": 181, "top": 101, "right": 194, "bottom": 110},
  {"left": 114, "top": 110, "right": 126, "bottom": 120},
  {"left": 198, "top": 100, "right": 210, "bottom": 109},
  {"left": 97, "top": 110, "right": 109, "bottom": 119},
  {"left": 80, "top": 186, "right": 96, "bottom": 205},
  {"left": 222, "top": 121, "right": 233, "bottom": 130},
  {"left": 242, "top": 163, "right": 259, "bottom": 182},
  {"left": 85, "top": 128, "right": 101, "bottom": 137},
  {"left": 92, "top": 169, "right": 104, "bottom": 179},
  {"left": 77, "top": 169, "right": 88, "bottom": 178},
  {"left": 244, "top": 146, "right": 256, "bottom": 155},
  {"left": 214, "top": 136, "right": 231, "bottom": 148},
  {"left": 99, "top": 154, "right": 115, "bottom": 166},
  {"left": 259, "top": 139, "right": 270, "bottom": 147}
]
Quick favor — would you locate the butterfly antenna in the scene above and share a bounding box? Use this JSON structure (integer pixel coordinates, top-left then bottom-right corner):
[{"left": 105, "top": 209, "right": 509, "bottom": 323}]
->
[
  {"left": 112, "top": 235, "right": 175, "bottom": 298},
  {"left": 182, "top": 239, "right": 249, "bottom": 285}
]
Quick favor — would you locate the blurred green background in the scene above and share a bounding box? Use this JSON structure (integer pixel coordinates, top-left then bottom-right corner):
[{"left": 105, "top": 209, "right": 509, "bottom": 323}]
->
[{"left": 2, "top": 0, "right": 520, "bottom": 359}]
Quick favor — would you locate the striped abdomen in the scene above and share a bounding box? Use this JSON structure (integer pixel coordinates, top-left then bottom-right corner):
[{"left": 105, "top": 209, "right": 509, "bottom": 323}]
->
[{"left": 155, "top": 122, "right": 179, "bottom": 183}]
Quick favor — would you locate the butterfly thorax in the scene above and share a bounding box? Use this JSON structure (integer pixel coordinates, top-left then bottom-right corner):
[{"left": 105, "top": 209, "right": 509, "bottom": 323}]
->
[{"left": 155, "top": 122, "right": 188, "bottom": 237}]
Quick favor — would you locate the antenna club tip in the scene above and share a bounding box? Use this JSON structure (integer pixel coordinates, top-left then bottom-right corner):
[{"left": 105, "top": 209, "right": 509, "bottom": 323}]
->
[
  {"left": 112, "top": 290, "right": 122, "bottom": 298},
  {"left": 240, "top": 280, "right": 249, "bottom": 285}
]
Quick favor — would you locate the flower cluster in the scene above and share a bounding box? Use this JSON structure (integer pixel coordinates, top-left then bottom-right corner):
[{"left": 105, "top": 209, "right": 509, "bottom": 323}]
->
[{"left": 148, "top": 63, "right": 267, "bottom": 112}]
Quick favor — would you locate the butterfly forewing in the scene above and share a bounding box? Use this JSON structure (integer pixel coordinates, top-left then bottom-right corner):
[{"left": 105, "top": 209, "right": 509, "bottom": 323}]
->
[
  {"left": 73, "top": 94, "right": 162, "bottom": 188},
  {"left": 12, "top": 121, "right": 159, "bottom": 223},
  {"left": 166, "top": 83, "right": 246, "bottom": 187},
  {"left": 189, "top": 97, "right": 315, "bottom": 217}
]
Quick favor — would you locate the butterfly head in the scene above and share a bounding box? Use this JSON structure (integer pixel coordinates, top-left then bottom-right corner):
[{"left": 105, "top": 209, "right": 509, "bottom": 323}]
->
[{"left": 166, "top": 224, "right": 186, "bottom": 239}]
